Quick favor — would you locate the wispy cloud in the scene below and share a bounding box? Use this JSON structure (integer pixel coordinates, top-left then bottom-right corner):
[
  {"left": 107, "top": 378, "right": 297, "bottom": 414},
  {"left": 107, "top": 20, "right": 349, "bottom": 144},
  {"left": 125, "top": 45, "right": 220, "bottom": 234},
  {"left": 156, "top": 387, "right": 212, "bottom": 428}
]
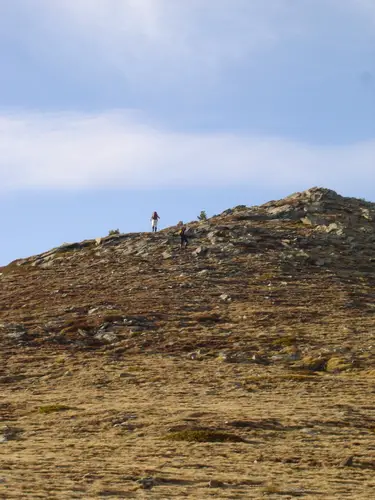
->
[
  {"left": 0, "top": 110, "right": 374, "bottom": 192},
  {"left": 0, "top": 2, "right": 373, "bottom": 195},
  {"left": 2, "top": 0, "right": 374, "bottom": 87}
]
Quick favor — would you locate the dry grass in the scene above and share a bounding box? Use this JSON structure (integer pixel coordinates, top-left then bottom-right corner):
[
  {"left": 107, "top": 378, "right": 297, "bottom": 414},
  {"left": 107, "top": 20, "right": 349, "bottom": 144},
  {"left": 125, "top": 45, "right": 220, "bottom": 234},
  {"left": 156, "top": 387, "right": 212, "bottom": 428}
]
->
[
  {"left": 38, "top": 404, "right": 74, "bottom": 414},
  {"left": 164, "top": 429, "right": 245, "bottom": 443},
  {"left": 1, "top": 192, "right": 375, "bottom": 498}
]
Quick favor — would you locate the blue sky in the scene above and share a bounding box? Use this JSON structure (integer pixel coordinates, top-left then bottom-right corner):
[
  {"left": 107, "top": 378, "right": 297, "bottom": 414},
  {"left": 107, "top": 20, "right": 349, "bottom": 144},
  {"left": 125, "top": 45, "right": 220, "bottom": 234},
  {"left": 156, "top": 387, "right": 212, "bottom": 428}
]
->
[{"left": 0, "top": 0, "right": 374, "bottom": 265}]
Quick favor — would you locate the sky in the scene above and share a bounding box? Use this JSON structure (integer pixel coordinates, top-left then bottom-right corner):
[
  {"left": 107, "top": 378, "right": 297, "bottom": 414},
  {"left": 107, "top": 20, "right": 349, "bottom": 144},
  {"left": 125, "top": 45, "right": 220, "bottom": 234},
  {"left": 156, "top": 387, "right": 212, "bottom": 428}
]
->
[{"left": 0, "top": 0, "right": 374, "bottom": 265}]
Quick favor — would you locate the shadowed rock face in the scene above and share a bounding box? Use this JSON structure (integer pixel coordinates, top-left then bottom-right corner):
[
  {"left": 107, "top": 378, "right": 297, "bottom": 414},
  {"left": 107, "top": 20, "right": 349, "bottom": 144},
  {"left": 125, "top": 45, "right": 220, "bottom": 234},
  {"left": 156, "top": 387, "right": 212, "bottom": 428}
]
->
[{"left": 1, "top": 187, "right": 375, "bottom": 499}]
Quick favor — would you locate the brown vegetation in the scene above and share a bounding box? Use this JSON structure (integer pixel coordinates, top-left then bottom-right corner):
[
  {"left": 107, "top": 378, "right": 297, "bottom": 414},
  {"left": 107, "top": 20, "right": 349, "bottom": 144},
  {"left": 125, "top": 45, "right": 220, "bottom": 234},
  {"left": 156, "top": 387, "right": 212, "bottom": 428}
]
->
[{"left": 1, "top": 187, "right": 374, "bottom": 498}]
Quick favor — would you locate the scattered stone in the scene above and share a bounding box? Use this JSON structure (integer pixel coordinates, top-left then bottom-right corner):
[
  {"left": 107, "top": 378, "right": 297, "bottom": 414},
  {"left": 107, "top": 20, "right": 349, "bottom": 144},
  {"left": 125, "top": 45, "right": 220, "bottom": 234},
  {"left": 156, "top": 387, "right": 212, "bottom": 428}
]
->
[
  {"left": 315, "top": 258, "right": 326, "bottom": 267},
  {"left": 217, "top": 351, "right": 249, "bottom": 363},
  {"left": 208, "top": 479, "right": 224, "bottom": 488},
  {"left": 94, "top": 331, "right": 118, "bottom": 343},
  {"left": 0, "top": 426, "right": 21, "bottom": 442},
  {"left": 339, "top": 455, "right": 354, "bottom": 467},
  {"left": 251, "top": 353, "right": 269, "bottom": 365},
  {"left": 187, "top": 351, "right": 203, "bottom": 360},
  {"left": 162, "top": 251, "right": 172, "bottom": 259},
  {"left": 301, "top": 428, "right": 316, "bottom": 435},
  {"left": 5, "top": 324, "right": 27, "bottom": 342},
  {"left": 219, "top": 293, "right": 232, "bottom": 302},
  {"left": 137, "top": 477, "right": 156, "bottom": 489},
  {"left": 193, "top": 246, "right": 208, "bottom": 257},
  {"left": 6, "top": 331, "right": 27, "bottom": 341},
  {"left": 39, "top": 260, "right": 55, "bottom": 269}
]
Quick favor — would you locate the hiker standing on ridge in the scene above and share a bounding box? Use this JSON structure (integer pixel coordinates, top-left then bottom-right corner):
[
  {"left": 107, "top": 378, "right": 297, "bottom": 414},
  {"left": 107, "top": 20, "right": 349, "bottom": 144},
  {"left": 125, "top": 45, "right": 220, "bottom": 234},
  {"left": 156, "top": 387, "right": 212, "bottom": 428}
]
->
[
  {"left": 151, "top": 211, "right": 160, "bottom": 232},
  {"left": 179, "top": 224, "right": 188, "bottom": 249}
]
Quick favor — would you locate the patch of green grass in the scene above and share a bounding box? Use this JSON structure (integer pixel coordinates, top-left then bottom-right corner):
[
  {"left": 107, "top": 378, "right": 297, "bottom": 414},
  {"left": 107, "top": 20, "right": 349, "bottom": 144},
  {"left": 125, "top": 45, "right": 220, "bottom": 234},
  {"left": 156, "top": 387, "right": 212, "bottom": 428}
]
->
[
  {"left": 293, "top": 355, "right": 328, "bottom": 372},
  {"left": 39, "top": 404, "right": 73, "bottom": 414},
  {"left": 325, "top": 357, "right": 352, "bottom": 373},
  {"left": 54, "top": 356, "right": 66, "bottom": 364},
  {"left": 164, "top": 429, "right": 245, "bottom": 443}
]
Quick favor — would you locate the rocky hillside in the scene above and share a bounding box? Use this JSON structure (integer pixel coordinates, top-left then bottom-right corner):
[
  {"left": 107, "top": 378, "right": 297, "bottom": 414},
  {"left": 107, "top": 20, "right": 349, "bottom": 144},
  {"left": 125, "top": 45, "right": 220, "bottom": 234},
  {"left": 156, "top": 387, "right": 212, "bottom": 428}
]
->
[
  {"left": 1, "top": 186, "right": 375, "bottom": 368},
  {"left": 1, "top": 187, "right": 375, "bottom": 499}
]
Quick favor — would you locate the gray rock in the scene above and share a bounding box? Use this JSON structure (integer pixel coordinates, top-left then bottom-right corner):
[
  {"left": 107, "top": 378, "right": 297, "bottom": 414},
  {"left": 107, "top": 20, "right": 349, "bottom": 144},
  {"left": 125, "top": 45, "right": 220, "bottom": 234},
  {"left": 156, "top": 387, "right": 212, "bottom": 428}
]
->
[
  {"left": 6, "top": 324, "right": 27, "bottom": 341},
  {"left": 187, "top": 350, "right": 204, "bottom": 360},
  {"left": 7, "top": 331, "right": 26, "bottom": 341},
  {"left": 94, "top": 331, "right": 118, "bottom": 343},
  {"left": 193, "top": 246, "right": 208, "bottom": 257},
  {"left": 162, "top": 251, "right": 172, "bottom": 259},
  {"left": 220, "top": 293, "right": 232, "bottom": 302},
  {"left": 0, "top": 426, "right": 21, "bottom": 442},
  {"left": 138, "top": 477, "right": 156, "bottom": 489},
  {"left": 197, "top": 269, "right": 209, "bottom": 276},
  {"left": 218, "top": 351, "right": 249, "bottom": 363},
  {"left": 315, "top": 258, "right": 326, "bottom": 266},
  {"left": 39, "top": 260, "right": 55, "bottom": 269}
]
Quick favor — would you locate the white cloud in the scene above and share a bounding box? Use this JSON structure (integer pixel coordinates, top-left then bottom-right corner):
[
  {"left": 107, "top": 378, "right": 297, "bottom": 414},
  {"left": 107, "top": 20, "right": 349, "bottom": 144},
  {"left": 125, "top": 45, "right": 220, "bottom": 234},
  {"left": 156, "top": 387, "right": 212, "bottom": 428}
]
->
[
  {"left": 0, "top": 110, "right": 374, "bottom": 193},
  {"left": 3, "top": 0, "right": 373, "bottom": 86},
  {"left": 0, "top": 0, "right": 372, "bottom": 103},
  {"left": 0, "top": 2, "right": 373, "bottom": 195}
]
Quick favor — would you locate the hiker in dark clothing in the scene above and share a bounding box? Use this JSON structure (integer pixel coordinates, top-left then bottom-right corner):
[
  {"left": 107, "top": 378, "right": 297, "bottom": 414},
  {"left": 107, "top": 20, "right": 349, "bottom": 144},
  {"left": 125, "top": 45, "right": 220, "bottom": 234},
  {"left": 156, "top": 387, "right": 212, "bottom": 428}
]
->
[
  {"left": 151, "top": 211, "right": 160, "bottom": 232},
  {"left": 179, "top": 225, "right": 188, "bottom": 249}
]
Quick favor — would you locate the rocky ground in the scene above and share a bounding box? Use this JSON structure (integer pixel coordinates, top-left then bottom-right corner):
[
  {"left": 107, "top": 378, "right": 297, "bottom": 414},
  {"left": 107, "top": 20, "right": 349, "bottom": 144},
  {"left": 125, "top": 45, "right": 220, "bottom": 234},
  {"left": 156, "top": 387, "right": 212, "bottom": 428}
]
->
[{"left": 1, "top": 187, "right": 374, "bottom": 499}]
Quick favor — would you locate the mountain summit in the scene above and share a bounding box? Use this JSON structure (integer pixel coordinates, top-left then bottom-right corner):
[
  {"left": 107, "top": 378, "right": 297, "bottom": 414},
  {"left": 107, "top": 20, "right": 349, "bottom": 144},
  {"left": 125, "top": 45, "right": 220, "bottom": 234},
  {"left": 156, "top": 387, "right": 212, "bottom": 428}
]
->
[
  {"left": 2, "top": 187, "right": 374, "bottom": 498},
  {"left": 1, "top": 186, "right": 375, "bottom": 357}
]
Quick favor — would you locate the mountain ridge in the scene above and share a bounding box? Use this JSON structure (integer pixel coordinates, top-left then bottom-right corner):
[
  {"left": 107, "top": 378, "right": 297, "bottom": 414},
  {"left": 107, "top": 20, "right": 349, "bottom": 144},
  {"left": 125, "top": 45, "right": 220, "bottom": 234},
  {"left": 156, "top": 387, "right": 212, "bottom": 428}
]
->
[
  {"left": 1, "top": 186, "right": 375, "bottom": 361},
  {"left": 3, "top": 185, "right": 375, "bottom": 267},
  {"left": 1, "top": 186, "right": 375, "bottom": 498}
]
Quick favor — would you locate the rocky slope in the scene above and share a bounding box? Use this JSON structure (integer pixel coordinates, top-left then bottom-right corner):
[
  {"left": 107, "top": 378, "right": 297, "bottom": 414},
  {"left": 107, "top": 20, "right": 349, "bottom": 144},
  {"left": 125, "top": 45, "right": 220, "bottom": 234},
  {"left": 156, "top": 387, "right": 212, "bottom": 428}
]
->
[
  {"left": 1, "top": 186, "right": 375, "bottom": 366},
  {"left": 1, "top": 187, "right": 374, "bottom": 499}
]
